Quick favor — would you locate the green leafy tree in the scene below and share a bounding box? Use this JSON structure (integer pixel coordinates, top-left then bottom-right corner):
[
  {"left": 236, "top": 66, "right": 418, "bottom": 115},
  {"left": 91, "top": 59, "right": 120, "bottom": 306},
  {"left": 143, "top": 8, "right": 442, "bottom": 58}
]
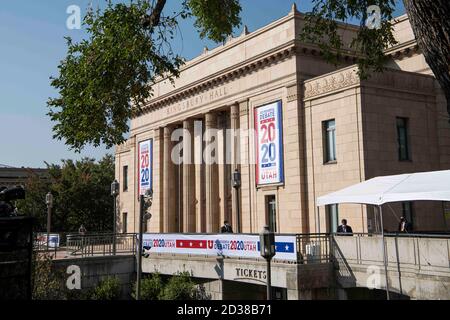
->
[
  {"left": 131, "top": 272, "right": 164, "bottom": 300},
  {"left": 159, "top": 271, "right": 197, "bottom": 300},
  {"left": 17, "top": 155, "right": 115, "bottom": 232},
  {"left": 90, "top": 276, "right": 122, "bottom": 300},
  {"left": 32, "top": 253, "right": 66, "bottom": 300},
  {"left": 48, "top": 0, "right": 450, "bottom": 151},
  {"left": 48, "top": 0, "right": 241, "bottom": 151}
]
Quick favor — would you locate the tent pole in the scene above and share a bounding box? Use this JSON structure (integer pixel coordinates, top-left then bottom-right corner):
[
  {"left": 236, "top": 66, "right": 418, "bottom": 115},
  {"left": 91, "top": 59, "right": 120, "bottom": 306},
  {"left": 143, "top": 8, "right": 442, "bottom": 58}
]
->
[{"left": 379, "top": 205, "right": 390, "bottom": 300}]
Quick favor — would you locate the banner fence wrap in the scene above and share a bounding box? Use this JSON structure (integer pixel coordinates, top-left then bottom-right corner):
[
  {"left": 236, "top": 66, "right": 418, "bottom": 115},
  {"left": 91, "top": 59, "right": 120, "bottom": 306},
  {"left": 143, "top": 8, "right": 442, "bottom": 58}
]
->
[{"left": 141, "top": 233, "right": 297, "bottom": 261}]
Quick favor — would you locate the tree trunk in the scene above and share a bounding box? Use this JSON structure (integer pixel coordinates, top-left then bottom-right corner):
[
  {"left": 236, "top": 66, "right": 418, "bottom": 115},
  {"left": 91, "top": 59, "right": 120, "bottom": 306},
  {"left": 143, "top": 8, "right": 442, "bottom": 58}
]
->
[{"left": 403, "top": 0, "right": 450, "bottom": 118}]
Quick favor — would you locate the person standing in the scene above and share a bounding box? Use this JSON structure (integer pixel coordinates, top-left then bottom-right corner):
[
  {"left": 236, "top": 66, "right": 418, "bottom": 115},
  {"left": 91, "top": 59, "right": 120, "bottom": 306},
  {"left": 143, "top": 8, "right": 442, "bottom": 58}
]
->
[
  {"left": 398, "top": 217, "right": 411, "bottom": 233},
  {"left": 78, "top": 224, "right": 87, "bottom": 252},
  {"left": 220, "top": 220, "right": 233, "bottom": 233},
  {"left": 336, "top": 219, "right": 353, "bottom": 235}
]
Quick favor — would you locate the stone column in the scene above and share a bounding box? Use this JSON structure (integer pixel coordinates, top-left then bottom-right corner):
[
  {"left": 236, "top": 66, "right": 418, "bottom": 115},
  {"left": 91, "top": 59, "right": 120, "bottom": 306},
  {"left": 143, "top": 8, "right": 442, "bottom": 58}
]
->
[
  {"left": 204, "top": 112, "right": 220, "bottom": 233},
  {"left": 163, "top": 126, "right": 176, "bottom": 232},
  {"left": 239, "top": 99, "right": 251, "bottom": 233},
  {"left": 230, "top": 103, "right": 240, "bottom": 232},
  {"left": 194, "top": 119, "right": 206, "bottom": 232},
  {"left": 217, "top": 112, "right": 229, "bottom": 228},
  {"left": 183, "top": 119, "right": 196, "bottom": 232},
  {"left": 153, "top": 128, "right": 164, "bottom": 232}
]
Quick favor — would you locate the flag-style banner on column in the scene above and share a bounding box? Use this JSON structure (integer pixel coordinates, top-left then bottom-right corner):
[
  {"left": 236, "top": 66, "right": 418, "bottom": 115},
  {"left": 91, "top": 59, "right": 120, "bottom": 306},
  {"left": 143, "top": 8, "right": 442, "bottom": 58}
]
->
[
  {"left": 254, "top": 100, "right": 284, "bottom": 185},
  {"left": 138, "top": 139, "right": 153, "bottom": 195},
  {"left": 141, "top": 233, "right": 297, "bottom": 261}
]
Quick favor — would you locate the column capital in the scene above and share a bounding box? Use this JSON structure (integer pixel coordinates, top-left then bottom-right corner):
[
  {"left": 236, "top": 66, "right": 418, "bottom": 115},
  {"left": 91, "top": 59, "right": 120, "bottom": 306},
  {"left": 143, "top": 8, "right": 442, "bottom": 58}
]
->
[
  {"left": 183, "top": 118, "right": 194, "bottom": 129},
  {"left": 163, "top": 126, "right": 173, "bottom": 139},
  {"left": 205, "top": 111, "right": 217, "bottom": 127},
  {"left": 239, "top": 100, "right": 249, "bottom": 116},
  {"left": 230, "top": 103, "right": 240, "bottom": 120},
  {"left": 154, "top": 127, "right": 163, "bottom": 139}
]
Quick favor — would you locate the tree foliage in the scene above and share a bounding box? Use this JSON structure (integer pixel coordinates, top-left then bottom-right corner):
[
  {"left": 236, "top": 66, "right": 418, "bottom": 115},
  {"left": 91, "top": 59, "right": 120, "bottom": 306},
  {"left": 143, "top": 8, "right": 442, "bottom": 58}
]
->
[
  {"left": 48, "top": 0, "right": 241, "bottom": 151},
  {"left": 131, "top": 272, "right": 164, "bottom": 300},
  {"left": 300, "top": 0, "right": 397, "bottom": 79},
  {"left": 17, "top": 155, "right": 115, "bottom": 232},
  {"left": 32, "top": 253, "right": 66, "bottom": 300},
  {"left": 91, "top": 276, "right": 122, "bottom": 300},
  {"left": 159, "top": 271, "right": 197, "bottom": 300}
]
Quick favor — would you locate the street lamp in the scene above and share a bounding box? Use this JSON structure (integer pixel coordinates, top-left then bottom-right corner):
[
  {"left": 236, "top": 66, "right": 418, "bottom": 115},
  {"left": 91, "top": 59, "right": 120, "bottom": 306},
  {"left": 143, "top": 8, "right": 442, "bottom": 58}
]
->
[
  {"left": 45, "top": 192, "right": 53, "bottom": 252},
  {"left": 136, "top": 188, "right": 153, "bottom": 300},
  {"left": 260, "top": 225, "right": 275, "bottom": 300},
  {"left": 232, "top": 168, "right": 241, "bottom": 233},
  {"left": 111, "top": 180, "right": 120, "bottom": 255}
]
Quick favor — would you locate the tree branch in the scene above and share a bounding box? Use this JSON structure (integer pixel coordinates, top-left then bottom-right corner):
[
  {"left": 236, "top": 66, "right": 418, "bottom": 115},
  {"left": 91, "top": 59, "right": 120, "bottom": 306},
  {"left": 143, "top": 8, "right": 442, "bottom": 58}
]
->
[{"left": 143, "top": 0, "right": 167, "bottom": 29}]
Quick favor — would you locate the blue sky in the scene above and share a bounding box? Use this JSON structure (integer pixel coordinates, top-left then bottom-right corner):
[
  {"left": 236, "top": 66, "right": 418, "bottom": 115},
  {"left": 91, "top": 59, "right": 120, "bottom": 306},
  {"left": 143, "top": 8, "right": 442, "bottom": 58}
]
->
[{"left": 0, "top": 0, "right": 405, "bottom": 168}]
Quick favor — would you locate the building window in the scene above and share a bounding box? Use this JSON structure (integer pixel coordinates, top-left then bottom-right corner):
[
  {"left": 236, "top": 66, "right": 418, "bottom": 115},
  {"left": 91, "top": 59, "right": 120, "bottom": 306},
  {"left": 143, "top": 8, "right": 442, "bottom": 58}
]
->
[
  {"left": 396, "top": 117, "right": 410, "bottom": 161},
  {"left": 266, "top": 195, "right": 277, "bottom": 232},
  {"left": 122, "top": 212, "right": 128, "bottom": 233},
  {"left": 323, "top": 119, "right": 337, "bottom": 163},
  {"left": 401, "top": 202, "right": 414, "bottom": 229},
  {"left": 326, "top": 204, "right": 339, "bottom": 233},
  {"left": 123, "top": 166, "right": 128, "bottom": 192}
]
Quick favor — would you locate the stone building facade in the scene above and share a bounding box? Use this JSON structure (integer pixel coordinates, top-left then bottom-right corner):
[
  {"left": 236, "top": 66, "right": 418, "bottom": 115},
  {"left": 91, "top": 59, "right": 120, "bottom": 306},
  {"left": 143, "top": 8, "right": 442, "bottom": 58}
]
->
[{"left": 115, "top": 7, "right": 450, "bottom": 235}]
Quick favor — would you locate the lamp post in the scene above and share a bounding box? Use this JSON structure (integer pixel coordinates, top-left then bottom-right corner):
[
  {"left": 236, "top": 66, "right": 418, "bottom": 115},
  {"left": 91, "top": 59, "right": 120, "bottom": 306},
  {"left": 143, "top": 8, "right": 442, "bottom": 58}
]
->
[
  {"left": 260, "top": 225, "right": 275, "bottom": 300},
  {"left": 45, "top": 192, "right": 53, "bottom": 252},
  {"left": 232, "top": 168, "right": 241, "bottom": 233},
  {"left": 136, "top": 189, "right": 153, "bottom": 300},
  {"left": 111, "top": 180, "right": 120, "bottom": 255}
]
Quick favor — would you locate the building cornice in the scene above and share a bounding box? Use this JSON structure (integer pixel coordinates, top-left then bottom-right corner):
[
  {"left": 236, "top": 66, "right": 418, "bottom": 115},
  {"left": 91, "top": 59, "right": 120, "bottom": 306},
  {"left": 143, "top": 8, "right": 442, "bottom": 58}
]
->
[
  {"left": 304, "top": 66, "right": 360, "bottom": 100},
  {"left": 385, "top": 39, "right": 420, "bottom": 60},
  {"left": 303, "top": 65, "right": 435, "bottom": 101},
  {"left": 134, "top": 40, "right": 362, "bottom": 118}
]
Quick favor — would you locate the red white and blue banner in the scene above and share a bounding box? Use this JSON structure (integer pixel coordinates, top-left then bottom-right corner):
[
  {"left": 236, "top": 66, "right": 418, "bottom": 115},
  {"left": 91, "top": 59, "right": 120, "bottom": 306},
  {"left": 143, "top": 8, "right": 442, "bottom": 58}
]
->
[
  {"left": 141, "top": 233, "right": 297, "bottom": 261},
  {"left": 254, "top": 100, "right": 284, "bottom": 185},
  {"left": 138, "top": 139, "right": 153, "bottom": 195}
]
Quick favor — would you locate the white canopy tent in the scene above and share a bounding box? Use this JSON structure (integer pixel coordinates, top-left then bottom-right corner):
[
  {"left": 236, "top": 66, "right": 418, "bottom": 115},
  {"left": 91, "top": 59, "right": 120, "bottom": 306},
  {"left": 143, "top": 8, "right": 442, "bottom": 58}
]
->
[
  {"left": 316, "top": 169, "right": 450, "bottom": 300},
  {"left": 317, "top": 170, "right": 450, "bottom": 207}
]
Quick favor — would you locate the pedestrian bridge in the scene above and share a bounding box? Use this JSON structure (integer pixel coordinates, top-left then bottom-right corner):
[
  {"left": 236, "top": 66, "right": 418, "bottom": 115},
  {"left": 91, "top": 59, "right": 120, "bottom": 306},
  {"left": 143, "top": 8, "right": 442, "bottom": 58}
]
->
[
  {"left": 333, "top": 233, "right": 450, "bottom": 300},
  {"left": 38, "top": 232, "right": 450, "bottom": 299}
]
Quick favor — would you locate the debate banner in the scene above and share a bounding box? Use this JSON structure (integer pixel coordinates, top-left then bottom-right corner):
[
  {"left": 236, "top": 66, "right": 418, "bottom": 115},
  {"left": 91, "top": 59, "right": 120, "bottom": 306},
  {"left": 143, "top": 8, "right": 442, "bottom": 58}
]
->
[
  {"left": 254, "top": 100, "right": 284, "bottom": 185},
  {"left": 141, "top": 233, "right": 297, "bottom": 261},
  {"left": 138, "top": 139, "right": 153, "bottom": 195}
]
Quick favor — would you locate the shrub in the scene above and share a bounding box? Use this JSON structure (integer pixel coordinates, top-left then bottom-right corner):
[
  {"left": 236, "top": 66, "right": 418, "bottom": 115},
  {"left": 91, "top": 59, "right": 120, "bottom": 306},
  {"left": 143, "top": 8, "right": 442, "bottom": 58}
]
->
[
  {"left": 159, "top": 272, "right": 197, "bottom": 300},
  {"left": 32, "top": 253, "right": 66, "bottom": 300},
  {"left": 132, "top": 273, "right": 164, "bottom": 300},
  {"left": 90, "top": 276, "right": 122, "bottom": 300}
]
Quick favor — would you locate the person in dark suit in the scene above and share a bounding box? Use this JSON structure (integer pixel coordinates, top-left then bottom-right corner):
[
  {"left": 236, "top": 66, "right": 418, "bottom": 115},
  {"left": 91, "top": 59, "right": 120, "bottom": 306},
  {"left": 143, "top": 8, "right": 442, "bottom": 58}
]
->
[
  {"left": 398, "top": 216, "right": 412, "bottom": 233},
  {"left": 336, "top": 219, "right": 353, "bottom": 235},
  {"left": 220, "top": 220, "right": 233, "bottom": 233}
]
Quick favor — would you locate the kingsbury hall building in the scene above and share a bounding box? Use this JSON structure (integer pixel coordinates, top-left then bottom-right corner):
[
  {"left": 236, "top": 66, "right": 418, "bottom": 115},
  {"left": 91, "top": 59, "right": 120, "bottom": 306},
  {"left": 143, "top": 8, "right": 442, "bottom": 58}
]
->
[{"left": 114, "top": 6, "right": 450, "bottom": 299}]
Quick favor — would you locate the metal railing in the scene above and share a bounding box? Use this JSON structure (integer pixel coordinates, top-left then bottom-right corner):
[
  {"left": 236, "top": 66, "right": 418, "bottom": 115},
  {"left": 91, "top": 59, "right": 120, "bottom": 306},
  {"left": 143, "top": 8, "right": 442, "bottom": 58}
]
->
[
  {"left": 66, "top": 233, "right": 136, "bottom": 257},
  {"left": 32, "top": 232, "right": 335, "bottom": 263},
  {"left": 33, "top": 232, "right": 137, "bottom": 258},
  {"left": 295, "top": 233, "right": 331, "bottom": 264}
]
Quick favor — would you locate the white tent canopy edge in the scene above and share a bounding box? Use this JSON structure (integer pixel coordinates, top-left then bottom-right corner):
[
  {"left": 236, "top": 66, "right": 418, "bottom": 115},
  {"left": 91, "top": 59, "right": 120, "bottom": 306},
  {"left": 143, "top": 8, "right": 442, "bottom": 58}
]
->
[{"left": 316, "top": 170, "right": 450, "bottom": 206}]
